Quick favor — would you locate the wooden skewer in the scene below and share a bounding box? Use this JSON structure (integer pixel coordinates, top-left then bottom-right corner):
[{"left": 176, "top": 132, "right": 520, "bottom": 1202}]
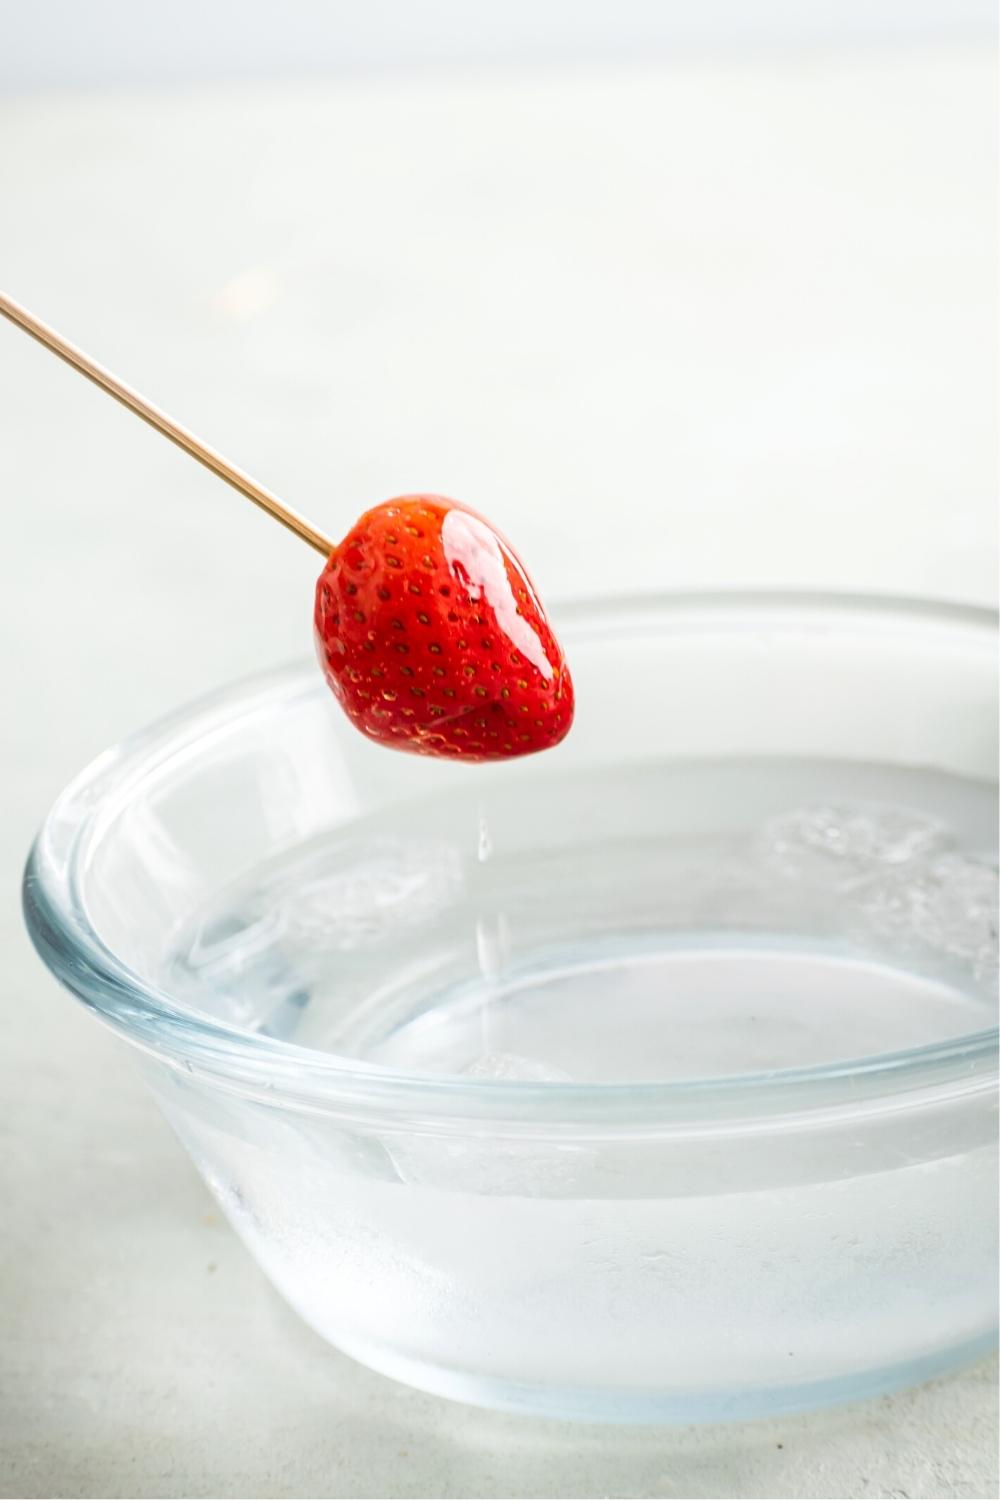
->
[{"left": 0, "top": 291, "right": 334, "bottom": 558}]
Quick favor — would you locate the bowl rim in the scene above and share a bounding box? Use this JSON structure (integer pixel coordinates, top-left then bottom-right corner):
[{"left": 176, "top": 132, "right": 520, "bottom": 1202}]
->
[{"left": 23, "top": 589, "right": 999, "bottom": 1130}]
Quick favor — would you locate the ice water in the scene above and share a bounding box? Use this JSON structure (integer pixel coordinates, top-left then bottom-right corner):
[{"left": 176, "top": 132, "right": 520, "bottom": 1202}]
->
[
  {"left": 166, "top": 756, "right": 997, "bottom": 1079},
  {"left": 159, "top": 757, "right": 998, "bottom": 1417}
]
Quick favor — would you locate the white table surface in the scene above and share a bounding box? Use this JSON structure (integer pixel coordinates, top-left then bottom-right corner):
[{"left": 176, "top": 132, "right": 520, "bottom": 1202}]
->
[{"left": 1, "top": 50, "right": 996, "bottom": 1499}]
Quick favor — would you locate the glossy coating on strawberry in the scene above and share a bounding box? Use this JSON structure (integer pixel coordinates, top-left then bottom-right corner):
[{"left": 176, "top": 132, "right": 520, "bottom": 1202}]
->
[{"left": 315, "top": 496, "right": 574, "bottom": 761}]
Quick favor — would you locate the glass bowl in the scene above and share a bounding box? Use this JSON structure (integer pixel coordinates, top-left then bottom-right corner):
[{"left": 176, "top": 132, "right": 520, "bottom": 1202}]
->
[{"left": 24, "top": 593, "right": 998, "bottom": 1422}]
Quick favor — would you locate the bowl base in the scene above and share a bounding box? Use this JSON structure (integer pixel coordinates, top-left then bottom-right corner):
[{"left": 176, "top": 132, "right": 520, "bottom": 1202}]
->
[{"left": 323, "top": 1330, "right": 999, "bottom": 1423}]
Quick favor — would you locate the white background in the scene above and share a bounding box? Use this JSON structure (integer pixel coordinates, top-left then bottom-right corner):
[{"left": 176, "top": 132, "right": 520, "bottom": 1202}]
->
[{"left": 1, "top": 4, "right": 996, "bottom": 1496}]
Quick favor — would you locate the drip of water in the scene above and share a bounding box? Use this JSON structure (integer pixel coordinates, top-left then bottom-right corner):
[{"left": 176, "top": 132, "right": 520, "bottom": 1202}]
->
[{"left": 473, "top": 807, "right": 511, "bottom": 1060}]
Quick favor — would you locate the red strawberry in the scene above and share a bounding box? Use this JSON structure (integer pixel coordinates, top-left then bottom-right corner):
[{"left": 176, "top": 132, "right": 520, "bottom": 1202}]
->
[{"left": 314, "top": 496, "right": 574, "bottom": 761}]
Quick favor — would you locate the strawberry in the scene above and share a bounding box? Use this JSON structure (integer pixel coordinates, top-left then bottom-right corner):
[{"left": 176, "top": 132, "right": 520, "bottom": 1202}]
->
[{"left": 314, "top": 496, "right": 574, "bottom": 761}]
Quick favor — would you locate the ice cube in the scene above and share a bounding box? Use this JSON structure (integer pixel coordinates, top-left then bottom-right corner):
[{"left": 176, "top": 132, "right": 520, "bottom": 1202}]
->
[
  {"left": 761, "top": 804, "right": 949, "bottom": 888},
  {"left": 861, "top": 851, "right": 999, "bottom": 981},
  {"left": 461, "top": 1051, "right": 573, "bottom": 1082}
]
